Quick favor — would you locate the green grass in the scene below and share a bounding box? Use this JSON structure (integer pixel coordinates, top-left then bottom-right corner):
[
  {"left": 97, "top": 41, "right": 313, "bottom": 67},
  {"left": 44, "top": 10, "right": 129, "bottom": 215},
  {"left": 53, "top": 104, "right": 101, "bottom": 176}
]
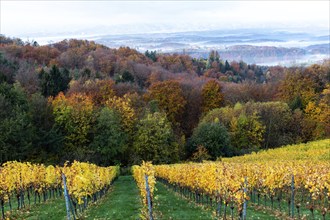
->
[
  {"left": 246, "top": 206, "right": 278, "bottom": 220},
  {"left": 83, "top": 175, "right": 142, "bottom": 220},
  {"left": 6, "top": 197, "right": 66, "bottom": 220},
  {"left": 154, "top": 182, "right": 216, "bottom": 220},
  {"left": 248, "top": 202, "right": 325, "bottom": 220}
]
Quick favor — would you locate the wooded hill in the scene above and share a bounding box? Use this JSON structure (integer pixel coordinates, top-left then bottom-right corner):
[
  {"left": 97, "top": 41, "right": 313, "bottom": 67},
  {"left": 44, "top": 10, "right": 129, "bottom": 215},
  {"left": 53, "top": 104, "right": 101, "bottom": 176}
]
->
[{"left": 0, "top": 35, "right": 329, "bottom": 165}]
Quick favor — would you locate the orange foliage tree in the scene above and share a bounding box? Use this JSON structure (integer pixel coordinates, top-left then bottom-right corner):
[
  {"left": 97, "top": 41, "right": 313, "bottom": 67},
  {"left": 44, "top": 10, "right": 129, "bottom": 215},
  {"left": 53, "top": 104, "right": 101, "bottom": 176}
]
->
[{"left": 145, "top": 80, "right": 187, "bottom": 125}]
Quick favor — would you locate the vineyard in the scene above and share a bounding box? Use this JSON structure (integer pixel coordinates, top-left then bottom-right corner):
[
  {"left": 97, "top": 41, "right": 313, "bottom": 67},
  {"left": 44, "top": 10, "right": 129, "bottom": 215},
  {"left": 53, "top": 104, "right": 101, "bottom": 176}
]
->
[
  {"left": 0, "top": 139, "right": 329, "bottom": 219},
  {"left": 0, "top": 161, "right": 119, "bottom": 219},
  {"left": 154, "top": 139, "right": 330, "bottom": 219}
]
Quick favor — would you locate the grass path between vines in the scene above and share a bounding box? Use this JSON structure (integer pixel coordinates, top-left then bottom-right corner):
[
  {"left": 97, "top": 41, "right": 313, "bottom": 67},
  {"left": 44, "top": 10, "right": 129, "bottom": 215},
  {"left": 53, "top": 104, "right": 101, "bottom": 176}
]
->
[
  {"left": 84, "top": 175, "right": 142, "bottom": 220},
  {"left": 154, "top": 182, "right": 216, "bottom": 219}
]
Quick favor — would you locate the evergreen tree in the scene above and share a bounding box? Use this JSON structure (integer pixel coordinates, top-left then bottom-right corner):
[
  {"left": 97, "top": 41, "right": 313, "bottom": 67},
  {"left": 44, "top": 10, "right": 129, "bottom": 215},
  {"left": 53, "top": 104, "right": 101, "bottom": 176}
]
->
[
  {"left": 39, "top": 65, "right": 71, "bottom": 97},
  {"left": 0, "top": 83, "right": 34, "bottom": 163},
  {"left": 225, "top": 60, "right": 231, "bottom": 72},
  {"left": 145, "top": 50, "right": 157, "bottom": 62}
]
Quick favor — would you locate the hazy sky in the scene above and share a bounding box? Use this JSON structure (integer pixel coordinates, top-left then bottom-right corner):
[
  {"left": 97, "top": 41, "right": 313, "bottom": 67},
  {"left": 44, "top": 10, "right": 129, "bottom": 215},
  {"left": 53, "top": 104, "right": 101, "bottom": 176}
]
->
[{"left": 1, "top": 1, "right": 329, "bottom": 37}]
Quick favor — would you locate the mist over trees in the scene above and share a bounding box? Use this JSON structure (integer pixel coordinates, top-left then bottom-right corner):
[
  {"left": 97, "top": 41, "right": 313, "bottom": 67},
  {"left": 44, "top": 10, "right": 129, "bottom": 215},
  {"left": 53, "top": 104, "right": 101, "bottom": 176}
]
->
[{"left": 0, "top": 35, "right": 329, "bottom": 165}]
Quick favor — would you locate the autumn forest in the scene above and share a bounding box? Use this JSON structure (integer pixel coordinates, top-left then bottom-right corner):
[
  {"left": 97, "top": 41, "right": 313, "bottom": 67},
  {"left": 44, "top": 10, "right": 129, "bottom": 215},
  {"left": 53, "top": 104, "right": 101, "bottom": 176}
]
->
[{"left": 0, "top": 36, "right": 329, "bottom": 166}]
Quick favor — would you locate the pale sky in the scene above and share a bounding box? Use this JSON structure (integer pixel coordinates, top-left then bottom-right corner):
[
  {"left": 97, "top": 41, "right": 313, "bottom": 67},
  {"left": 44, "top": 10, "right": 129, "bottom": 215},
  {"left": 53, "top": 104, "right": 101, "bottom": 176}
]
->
[{"left": 1, "top": 1, "right": 329, "bottom": 38}]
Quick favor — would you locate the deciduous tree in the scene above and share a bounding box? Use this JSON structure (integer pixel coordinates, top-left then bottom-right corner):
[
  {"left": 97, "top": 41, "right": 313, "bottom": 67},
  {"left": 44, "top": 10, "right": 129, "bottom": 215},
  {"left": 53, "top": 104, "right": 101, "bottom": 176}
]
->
[
  {"left": 201, "top": 79, "right": 224, "bottom": 113},
  {"left": 133, "top": 112, "right": 179, "bottom": 164},
  {"left": 230, "top": 113, "right": 265, "bottom": 153},
  {"left": 90, "top": 107, "right": 128, "bottom": 165},
  {"left": 188, "top": 121, "right": 232, "bottom": 159},
  {"left": 146, "top": 80, "right": 186, "bottom": 125},
  {"left": 51, "top": 92, "right": 94, "bottom": 161},
  {"left": 106, "top": 94, "right": 136, "bottom": 134}
]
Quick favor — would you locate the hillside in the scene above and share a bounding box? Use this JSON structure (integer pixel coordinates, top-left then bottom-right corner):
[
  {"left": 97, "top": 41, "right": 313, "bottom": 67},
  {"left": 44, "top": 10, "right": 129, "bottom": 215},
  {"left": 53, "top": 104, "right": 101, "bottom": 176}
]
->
[{"left": 0, "top": 36, "right": 329, "bottom": 166}]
